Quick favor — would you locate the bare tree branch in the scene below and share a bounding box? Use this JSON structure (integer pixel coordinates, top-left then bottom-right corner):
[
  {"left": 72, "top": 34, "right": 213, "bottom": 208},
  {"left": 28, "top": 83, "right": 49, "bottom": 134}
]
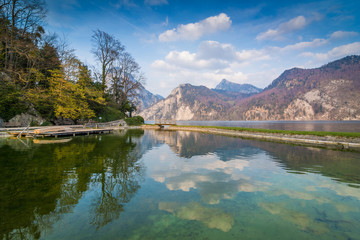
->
[{"left": 91, "top": 29, "right": 124, "bottom": 91}]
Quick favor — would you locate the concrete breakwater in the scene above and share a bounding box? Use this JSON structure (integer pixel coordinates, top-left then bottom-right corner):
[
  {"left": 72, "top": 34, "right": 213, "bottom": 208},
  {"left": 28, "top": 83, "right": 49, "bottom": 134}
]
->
[{"left": 142, "top": 125, "right": 360, "bottom": 151}]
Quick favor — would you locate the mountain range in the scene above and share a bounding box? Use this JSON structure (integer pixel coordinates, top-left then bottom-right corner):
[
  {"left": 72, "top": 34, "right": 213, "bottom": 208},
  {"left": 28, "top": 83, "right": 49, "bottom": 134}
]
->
[
  {"left": 140, "top": 55, "right": 360, "bottom": 121},
  {"left": 214, "top": 79, "right": 262, "bottom": 94},
  {"left": 134, "top": 84, "right": 164, "bottom": 111}
]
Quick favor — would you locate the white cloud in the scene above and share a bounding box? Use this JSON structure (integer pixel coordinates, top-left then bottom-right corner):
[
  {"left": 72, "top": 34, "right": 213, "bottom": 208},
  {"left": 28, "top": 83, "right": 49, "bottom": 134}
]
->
[
  {"left": 197, "top": 41, "right": 237, "bottom": 61},
  {"left": 301, "top": 42, "right": 360, "bottom": 61},
  {"left": 149, "top": 34, "right": 358, "bottom": 96},
  {"left": 150, "top": 65, "right": 249, "bottom": 92},
  {"left": 159, "top": 40, "right": 270, "bottom": 71},
  {"left": 145, "top": 0, "right": 168, "bottom": 6},
  {"left": 330, "top": 31, "right": 358, "bottom": 39},
  {"left": 298, "top": 52, "right": 315, "bottom": 58},
  {"left": 236, "top": 49, "right": 270, "bottom": 62},
  {"left": 271, "top": 30, "right": 358, "bottom": 53},
  {"left": 164, "top": 50, "right": 229, "bottom": 70},
  {"left": 272, "top": 38, "right": 328, "bottom": 52},
  {"left": 158, "top": 13, "right": 232, "bottom": 42},
  {"left": 151, "top": 60, "right": 178, "bottom": 71},
  {"left": 150, "top": 40, "right": 271, "bottom": 94},
  {"left": 195, "top": 41, "right": 270, "bottom": 63},
  {"left": 256, "top": 16, "right": 307, "bottom": 41}
]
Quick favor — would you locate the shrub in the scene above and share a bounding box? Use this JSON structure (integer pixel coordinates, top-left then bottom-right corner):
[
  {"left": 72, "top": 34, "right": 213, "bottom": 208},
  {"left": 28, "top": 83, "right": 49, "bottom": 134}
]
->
[
  {"left": 96, "top": 106, "right": 126, "bottom": 122},
  {"left": 41, "top": 121, "right": 53, "bottom": 126},
  {"left": 125, "top": 116, "right": 144, "bottom": 126},
  {"left": 30, "top": 119, "right": 39, "bottom": 126},
  {"left": 0, "top": 86, "right": 28, "bottom": 121}
]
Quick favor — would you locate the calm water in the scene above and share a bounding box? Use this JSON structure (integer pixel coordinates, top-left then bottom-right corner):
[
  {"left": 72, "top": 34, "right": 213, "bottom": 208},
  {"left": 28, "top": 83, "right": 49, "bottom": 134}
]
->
[
  {"left": 146, "top": 120, "right": 360, "bottom": 132},
  {"left": 1, "top": 130, "right": 360, "bottom": 240}
]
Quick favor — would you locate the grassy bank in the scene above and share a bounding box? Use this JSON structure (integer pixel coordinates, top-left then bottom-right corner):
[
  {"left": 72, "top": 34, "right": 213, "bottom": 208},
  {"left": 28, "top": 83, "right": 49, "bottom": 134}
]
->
[{"left": 173, "top": 125, "right": 360, "bottom": 138}]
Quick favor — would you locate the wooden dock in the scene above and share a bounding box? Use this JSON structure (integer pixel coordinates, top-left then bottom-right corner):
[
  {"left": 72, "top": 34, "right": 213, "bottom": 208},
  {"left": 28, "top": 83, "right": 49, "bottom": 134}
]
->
[{"left": 8, "top": 126, "right": 114, "bottom": 138}]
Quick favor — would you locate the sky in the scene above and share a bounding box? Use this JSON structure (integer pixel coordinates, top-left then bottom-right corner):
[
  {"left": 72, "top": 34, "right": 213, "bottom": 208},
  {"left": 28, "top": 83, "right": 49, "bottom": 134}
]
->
[{"left": 45, "top": 0, "right": 360, "bottom": 97}]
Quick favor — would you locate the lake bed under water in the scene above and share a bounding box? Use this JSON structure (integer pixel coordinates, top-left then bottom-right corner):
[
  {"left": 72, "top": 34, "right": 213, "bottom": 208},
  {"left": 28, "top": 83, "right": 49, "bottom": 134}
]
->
[{"left": 1, "top": 129, "right": 360, "bottom": 239}]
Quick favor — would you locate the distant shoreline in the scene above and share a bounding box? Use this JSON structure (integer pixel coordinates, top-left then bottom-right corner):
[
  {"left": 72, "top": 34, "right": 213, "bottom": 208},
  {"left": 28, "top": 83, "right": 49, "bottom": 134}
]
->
[{"left": 142, "top": 125, "right": 360, "bottom": 151}]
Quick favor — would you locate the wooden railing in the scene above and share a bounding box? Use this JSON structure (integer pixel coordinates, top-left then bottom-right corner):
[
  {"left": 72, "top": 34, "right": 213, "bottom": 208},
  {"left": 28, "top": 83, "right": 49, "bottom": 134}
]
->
[{"left": 154, "top": 119, "right": 177, "bottom": 125}]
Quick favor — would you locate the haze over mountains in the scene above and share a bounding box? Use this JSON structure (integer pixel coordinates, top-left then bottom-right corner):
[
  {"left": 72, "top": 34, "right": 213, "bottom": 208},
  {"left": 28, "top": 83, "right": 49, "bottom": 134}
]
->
[{"left": 140, "top": 55, "right": 360, "bottom": 121}]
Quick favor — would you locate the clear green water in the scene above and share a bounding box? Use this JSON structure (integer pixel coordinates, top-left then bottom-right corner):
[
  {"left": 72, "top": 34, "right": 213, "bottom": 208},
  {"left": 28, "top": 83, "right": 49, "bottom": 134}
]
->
[{"left": 1, "top": 129, "right": 360, "bottom": 240}]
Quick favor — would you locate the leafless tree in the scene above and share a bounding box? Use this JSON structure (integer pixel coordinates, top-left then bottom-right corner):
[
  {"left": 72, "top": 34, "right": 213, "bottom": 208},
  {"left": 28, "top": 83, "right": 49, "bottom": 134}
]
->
[
  {"left": 109, "top": 52, "right": 145, "bottom": 113},
  {"left": 1, "top": 0, "right": 46, "bottom": 34},
  {"left": 91, "top": 29, "right": 124, "bottom": 91},
  {"left": 50, "top": 34, "right": 80, "bottom": 82},
  {"left": 0, "top": 0, "right": 46, "bottom": 70}
]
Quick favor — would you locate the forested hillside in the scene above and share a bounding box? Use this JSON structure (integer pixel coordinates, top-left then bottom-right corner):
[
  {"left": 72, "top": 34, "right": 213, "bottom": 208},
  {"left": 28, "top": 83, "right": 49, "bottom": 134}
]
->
[{"left": 0, "top": 0, "right": 143, "bottom": 126}]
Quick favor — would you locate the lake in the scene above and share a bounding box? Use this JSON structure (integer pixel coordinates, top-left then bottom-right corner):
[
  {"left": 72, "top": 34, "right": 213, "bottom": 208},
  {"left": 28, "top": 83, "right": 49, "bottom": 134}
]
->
[
  {"left": 1, "top": 129, "right": 360, "bottom": 239},
  {"left": 145, "top": 120, "right": 360, "bottom": 132}
]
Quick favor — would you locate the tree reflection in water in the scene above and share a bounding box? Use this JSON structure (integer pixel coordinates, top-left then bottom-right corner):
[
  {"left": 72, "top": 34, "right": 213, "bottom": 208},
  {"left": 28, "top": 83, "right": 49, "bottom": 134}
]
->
[
  {"left": 90, "top": 131, "right": 145, "bottom": 228},
  {"left": 2, "top": 129, "right": 360, "bottom": 239},
  {"left": 0, "top": 129, "right": 145, "bottom": 239}
]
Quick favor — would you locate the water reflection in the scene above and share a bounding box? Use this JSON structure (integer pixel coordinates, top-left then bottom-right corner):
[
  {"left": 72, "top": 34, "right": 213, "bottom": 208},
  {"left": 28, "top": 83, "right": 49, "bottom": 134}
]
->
[
  {"left": 159, "top": 202, "right": 234, "bottom": 232},
  {"left": 148, "top": 129, "right": 360, "bottom": 186},
  {"left": 170, "top": 120, "right": 360, "bottom": 132},
  {"left": 145, "top": 145, "right": 269, "bottom": 204},
  {"left": 248, "top": 141, "right": 360, "bottom": 186},
  {"left": 141, "top": 130, "right": 360, "bottom": 239},
  {"left": 148, "top": 130, "right": 262, "bottom": 160},
  {"left": 1, "top": 129, "right": 360, "bottom": 239},
  {"left": 0, "top": 130, "right": 146, "bottom": 239}
]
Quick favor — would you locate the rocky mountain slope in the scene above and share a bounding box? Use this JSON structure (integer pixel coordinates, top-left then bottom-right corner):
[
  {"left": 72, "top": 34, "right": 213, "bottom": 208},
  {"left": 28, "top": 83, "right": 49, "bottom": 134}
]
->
[
  {"left": 141, "top": 55, "right": 360, "bottom": 121},
  {"left": 140, "top": 84, "right": 248, "bottom": 120},
  {"left": 134, "top": 84, "right": 164, "bottom": 112},
  {"left": 231, "top": 55, "right": 360, "bottom": 120},
  {"left": 214, "top": 79, "right": 262, "bottom": 94}
]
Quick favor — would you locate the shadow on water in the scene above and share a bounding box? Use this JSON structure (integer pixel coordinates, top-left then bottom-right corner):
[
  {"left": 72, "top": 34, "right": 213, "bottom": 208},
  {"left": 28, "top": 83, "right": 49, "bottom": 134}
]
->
[{"left": 0, "top": 129, "right": 146, "bottom": 240}]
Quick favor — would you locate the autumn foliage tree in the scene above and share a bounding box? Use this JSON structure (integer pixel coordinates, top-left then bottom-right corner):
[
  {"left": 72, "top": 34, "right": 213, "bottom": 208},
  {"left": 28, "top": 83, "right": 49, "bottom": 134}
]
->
[
  {"left": 1, "top": 3, "right": 143, "bottom": 125},
  {"left": 45, "top": 61, "right": 105, "bottom": 123}
]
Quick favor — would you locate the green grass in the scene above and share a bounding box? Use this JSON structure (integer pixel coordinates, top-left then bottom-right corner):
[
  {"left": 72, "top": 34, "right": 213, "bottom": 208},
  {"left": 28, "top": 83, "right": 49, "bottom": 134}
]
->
[{"left": 171, "top": 125, "right": 360, "bottom": 138}]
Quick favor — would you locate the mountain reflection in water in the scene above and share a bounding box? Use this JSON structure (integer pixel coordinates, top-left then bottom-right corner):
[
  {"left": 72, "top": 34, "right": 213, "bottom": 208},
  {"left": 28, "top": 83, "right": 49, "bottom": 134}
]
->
[
  {"left": 148, "top": 129, "right": 360, "bottom": 186},
  {"left": 0, "top": 129, "right": 360, "bottom": 240}
]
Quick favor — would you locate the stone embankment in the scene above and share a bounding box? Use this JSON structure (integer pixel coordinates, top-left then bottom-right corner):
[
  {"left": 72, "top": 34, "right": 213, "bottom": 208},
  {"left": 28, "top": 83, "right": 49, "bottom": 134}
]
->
[{"left": 142, "top": 125, "right": 360, "bottom": 151}]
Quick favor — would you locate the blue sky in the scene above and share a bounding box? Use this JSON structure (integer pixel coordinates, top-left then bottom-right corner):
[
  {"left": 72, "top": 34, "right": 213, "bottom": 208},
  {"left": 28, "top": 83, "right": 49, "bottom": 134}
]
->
[{"left": 46, "top": 0, "right": 360, "bottom": 97}]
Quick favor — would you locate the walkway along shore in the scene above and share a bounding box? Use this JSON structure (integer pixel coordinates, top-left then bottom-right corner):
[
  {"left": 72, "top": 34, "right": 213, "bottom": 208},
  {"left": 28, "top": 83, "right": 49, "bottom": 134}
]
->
[{"left": 142, "top": 125, "right": 360, "bottom": 151}]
